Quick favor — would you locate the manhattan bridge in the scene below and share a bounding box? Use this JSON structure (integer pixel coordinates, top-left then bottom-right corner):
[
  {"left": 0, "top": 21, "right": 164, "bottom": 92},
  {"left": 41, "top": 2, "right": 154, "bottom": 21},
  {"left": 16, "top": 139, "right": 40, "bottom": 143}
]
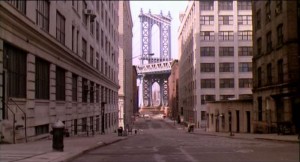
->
[{"left": 137, "top": 9, "right": 173, "bottom": 108}]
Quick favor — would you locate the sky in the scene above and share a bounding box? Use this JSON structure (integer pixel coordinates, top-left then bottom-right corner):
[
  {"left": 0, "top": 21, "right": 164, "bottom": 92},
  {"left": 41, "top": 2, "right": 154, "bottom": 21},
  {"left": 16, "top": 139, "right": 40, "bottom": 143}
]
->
[{"left": 130, "top": 1, "right": 188, "bottom": 65}]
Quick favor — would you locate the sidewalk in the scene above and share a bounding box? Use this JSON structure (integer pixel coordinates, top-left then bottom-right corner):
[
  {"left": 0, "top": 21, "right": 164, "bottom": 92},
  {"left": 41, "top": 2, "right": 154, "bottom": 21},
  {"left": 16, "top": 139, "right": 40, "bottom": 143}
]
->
[
  {"left": 164, "top": 118, "right": 299, "bottom": 143},
  {"left": 0, "top": 133, "right": 128, "bottom": 162}
]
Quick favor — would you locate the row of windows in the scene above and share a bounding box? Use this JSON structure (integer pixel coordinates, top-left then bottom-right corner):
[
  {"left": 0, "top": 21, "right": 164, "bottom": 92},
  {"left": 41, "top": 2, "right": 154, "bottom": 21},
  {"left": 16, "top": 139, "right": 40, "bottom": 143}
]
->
[
  {"left": 200, "top": 31, "right": 251, "bottom": 41},
  {"left": 4, "top": 43, "right": 117, "bottom": 104},
  {"left": 200, "top": 94, "right": 250, "bottom": 104},
  {"left": 201, "top": 78, "right": 252, "bottom": 88},
  {"left": 200, "top": 15, "right": 252, "bottom": 25},
  {"left": 200, "top": 1, "right": 251, "bottom": 11},
  {"left": 200, "top": 62, "right": 252, "bottom": 72},
  {"left": 201, "top": 47, "right": 251, "bottom": 57}
]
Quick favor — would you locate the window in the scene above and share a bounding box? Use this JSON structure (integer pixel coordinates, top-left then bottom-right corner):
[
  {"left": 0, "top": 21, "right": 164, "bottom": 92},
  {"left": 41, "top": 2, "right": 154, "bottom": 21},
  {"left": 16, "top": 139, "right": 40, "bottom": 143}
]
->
[
  {"left": 219, "top": 47, "right": 234, "bottom": 56},
  {"left": 82, "top": 0, "right": 88, "bottom": 26},
  {"left": 56, "top": 11, "right": 65, "bottom": 45},
  {"left": 201, "top": 95, "right": 215, "bottom": 105},
  {"left": 96, "top": 22, "right": 99, "bottom": 42},
  {"left": 257, "top": 67, "right": 262, "bottom": 87},
  {"left": 96, "top": 52, "right": 99, "bottom": 70},
  {"left": 200, "top": 16, "right": 214, "bottom": 25},
  {"left": 219, "top": 31, "right": 234, "bottom": 41},
  {"left": 82, "top": 118, "right": 87, "bottom": 132},
  {"left": 7, "top": 0, "right": 26, "bottom": 14},
  {"left": 90, "top": 21, "right": 94, "bottom": 35},
  {"left": 256, "top": 10, "right": 261, "bottom": 30},
  {"left": 220, "top": 79, "right": 234, "bottom": 88},
  {"left": 275, "top": 0, "right": 282, "bottom": 16},
  {"left": 90, "top": 82, "right": 94, "bottom": 103},
  {"left": 101, "top": 57, "right": 104, "bottom": 73},
  {"left": 76, "top": 30, "right": 79, "bottom": 54},
  {"left": 219, "top": 16, "right": 233, "bottom": 25},
  {"left": 257, "top": 38, "right": 262, "bottom": 55},
  {"left": 201, "top": 79, "right": 215, "bottom": 88},
  {"left": 105, "top": 62, "right": 108, "bottom": 76},
  {"left": 277, "top": 24, "right": 283, "bottom": 46},
  {"left": 200, "top": 31, "right": 214, "bottom": 41},
  {"left": 239, "top": 78, "right": 252, "bottom": 88},
  {"left": 219, "top": 63, "right": 234, "bottom": 72},
  {"left": 200, "top": 47, "right": 215, "bottom": 56},
  {"left": 239, "top": 62, "right": 252, "bottom": 72},
  {"left": 237, "top": 1, "right": 251, "bottom": 10},
  {"left": 238, "top": 31, "right": 252, "bottom": 40},
  {"left": 82, "top": 78, "right": 88, "bottom": 103},
  {"left": 82, "top": 38, "right": 87, "bottom": 61},
  {"left": 238, "top": 47, "right": 252, "bottom": 56},
  {"left": 101, "top": 30, "right": 104, "bottom": 48},
  {"left": 277, "top": 60, "right": 283, "bottom": 83},
  {"left": 72, "top": 25, "right": 75, "bottom": 51},
  {"left": 90, "top": 46, "right": 94, "bottom": 66},
  {"left": 257, "top": 97, "right": 262, "bottom": 121},
  {"left": 36, "top": 0, "right": 49, "bottom": 32},
  {"left": 4, "top": 43, "right": 27, "bottom": 98},
  {"left": 72, "top": 74, "right": 77, "bottom": 101},
  {"left": 200, "top": 1, "right": 214, "bottom": 10},
  {"left": 56, "top": 66, "right": 65, "bottom": 101},
  {"left": 90, "top": 116, "right": 94, "bottom": 131},
  {"left": 35, "top": 57, "right": 49, "bottom": 99},
  {"left": 200, "top": 63, "right": 215, "bottom": 72},
  {"left": 220, "top": 95, "right": 235, "bottom": 101},
  {"left": 238, "top": 15, "right": 252, "bottom": 25},
  {"left": 96, "top": 84, "right": 99, "bottom": 103},
  {"left": 266, "top": 31, "right": 272, "bottom": 53},
  {"left": 35, "top": 124, "right": 49, "bottom": 135},
  {"left": 267, "top": 63, "right": 272, "bottom": 84},
  {"left": 265, "top": 1, "right": 271, "bottom": 23},
  {"left": 219, "top": 1, "right": 233, "bottom": 10}
]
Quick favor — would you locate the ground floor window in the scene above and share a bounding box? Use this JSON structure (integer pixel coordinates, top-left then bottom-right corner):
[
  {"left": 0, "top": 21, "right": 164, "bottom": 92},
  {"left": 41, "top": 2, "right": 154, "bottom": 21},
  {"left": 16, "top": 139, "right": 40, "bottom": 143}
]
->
[{"left": 35, "top": 124, "right": 49, "bottom": 135}]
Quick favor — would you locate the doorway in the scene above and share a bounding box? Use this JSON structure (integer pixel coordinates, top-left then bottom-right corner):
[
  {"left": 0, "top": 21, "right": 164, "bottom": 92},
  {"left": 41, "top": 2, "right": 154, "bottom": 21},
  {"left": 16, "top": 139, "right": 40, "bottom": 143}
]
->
[
  {"left": 236, "top": 110, "right": 240, "bottom": 132},
  {"left": 246, "top": 111, "right": 251, "bottom": 133}
]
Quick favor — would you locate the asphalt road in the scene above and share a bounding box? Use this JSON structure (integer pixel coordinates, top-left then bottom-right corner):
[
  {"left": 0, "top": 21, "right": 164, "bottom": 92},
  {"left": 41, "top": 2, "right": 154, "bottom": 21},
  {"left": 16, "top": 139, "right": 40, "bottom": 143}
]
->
[{"left": 72, "top": 117, "right": 299, "bottom": 162}]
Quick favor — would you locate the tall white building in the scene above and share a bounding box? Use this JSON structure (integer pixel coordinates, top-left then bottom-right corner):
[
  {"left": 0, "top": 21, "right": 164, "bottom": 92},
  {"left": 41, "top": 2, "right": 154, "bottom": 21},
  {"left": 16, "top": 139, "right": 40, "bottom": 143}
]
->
[
  {"left": 118, "top": 1, "right": 133, "bottom": 129},
  {"left": 0, "top": 0, "right": 119, "bottom": 143},
  {"left": 178, "top": 0, "right": 253, "bottom": 127}
]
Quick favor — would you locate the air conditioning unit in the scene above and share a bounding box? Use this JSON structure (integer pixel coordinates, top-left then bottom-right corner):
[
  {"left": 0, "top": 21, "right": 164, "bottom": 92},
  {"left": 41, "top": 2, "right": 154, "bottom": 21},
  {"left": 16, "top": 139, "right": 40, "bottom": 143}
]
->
[
  {"left": 275, "top": 7, "right": 281, "bottom": 15},
  {"left": 84, "top": 9, "right": 94, "bottom": 15}
]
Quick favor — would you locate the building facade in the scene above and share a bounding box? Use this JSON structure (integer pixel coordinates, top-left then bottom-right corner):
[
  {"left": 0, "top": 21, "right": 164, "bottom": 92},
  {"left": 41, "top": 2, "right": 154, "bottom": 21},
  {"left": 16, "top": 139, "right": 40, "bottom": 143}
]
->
[
  {"left": 118, "top": 1, "right": 133, "bottom": 129},
  {"left": 168, "top": 60, "right": 179, "bottom": 122},
  {"left": 206, "top": 99, "right": 253, "bottom": 133},
  {"left": 252, "top": 1, "right": 300, "bottom": 133},
  {"left": 178, "top": 0, "right": 253, "bottom": 128},
  {"left": 0, "top": 0, "right": 119, "bottom": 143},
  {"left": 132, "top": 66, "right": 139, "bottom": 116}
]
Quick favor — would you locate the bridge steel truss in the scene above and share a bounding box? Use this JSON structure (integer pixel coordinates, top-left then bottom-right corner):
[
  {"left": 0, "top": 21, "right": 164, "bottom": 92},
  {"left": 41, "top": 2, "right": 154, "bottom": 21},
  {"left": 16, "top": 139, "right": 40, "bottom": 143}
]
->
[{"left": 138, "top": 9, "right": 172, "bottom": 107}]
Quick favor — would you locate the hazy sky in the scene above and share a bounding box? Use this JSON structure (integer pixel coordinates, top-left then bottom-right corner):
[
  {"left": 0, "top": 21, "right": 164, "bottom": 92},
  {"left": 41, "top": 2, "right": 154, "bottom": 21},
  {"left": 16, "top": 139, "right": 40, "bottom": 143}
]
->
[{"left": 130, "top": 1, "right": 188, "bottom": 65}]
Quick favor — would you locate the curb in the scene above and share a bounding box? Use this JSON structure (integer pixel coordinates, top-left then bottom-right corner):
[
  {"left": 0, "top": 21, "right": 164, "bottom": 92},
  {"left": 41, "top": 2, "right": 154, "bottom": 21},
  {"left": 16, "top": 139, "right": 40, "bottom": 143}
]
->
[
  {"left": 254, "top": 137, "right": 299, "bottom": 143},
  {"left": 63, "top": 137, "right": 128, "bottom": 162}
]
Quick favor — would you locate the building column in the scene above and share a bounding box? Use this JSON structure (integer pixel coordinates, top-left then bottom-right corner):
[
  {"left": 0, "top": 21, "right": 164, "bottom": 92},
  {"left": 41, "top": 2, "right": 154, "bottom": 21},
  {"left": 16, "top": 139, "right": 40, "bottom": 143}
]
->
[
  {"left": 283, "top": 97, "right": 292, "bottom": 122},
  {"left": 65, "top": 71, "right": 72, "bottom": 132},
  {"left": 49, "top": 64, "right": 56, "bottom": 123},
  {"left": 0, "top": 39, "right": 3, "bottom": 121}
]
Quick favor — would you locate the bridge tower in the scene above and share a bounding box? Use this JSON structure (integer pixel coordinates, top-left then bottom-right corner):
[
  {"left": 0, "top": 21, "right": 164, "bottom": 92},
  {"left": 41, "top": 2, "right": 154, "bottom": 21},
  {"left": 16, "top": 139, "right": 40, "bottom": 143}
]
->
[{"left": 138, "top": 9, "right": 172, "bottom": 107}]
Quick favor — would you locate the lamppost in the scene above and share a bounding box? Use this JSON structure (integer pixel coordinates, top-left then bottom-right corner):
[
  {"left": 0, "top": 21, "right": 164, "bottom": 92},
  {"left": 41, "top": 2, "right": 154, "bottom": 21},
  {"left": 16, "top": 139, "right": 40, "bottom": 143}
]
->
[{"left": 101, "top": 102, "right": 106, "bottom": 134}]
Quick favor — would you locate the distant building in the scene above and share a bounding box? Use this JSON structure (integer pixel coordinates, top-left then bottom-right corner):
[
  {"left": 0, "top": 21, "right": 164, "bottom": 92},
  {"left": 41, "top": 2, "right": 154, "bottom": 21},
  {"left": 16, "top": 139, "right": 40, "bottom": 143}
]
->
[
  {"left": 0, "top": 1, "right": 120, "bottom": 143},
  {"left": 252, "top": 1, "right": 300, "bottom": 133},
  {"left": 207, "top": 98, "right": 253, "bottom": 133},
  {"left": 178, "top": 1, "right": 253, "bottom": 127},
  {"left": 118, "top": 1, "right": 133, "bottom": 128},
  {"left": 168, "top": 60, "right": 179, "bottom": 122}
]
